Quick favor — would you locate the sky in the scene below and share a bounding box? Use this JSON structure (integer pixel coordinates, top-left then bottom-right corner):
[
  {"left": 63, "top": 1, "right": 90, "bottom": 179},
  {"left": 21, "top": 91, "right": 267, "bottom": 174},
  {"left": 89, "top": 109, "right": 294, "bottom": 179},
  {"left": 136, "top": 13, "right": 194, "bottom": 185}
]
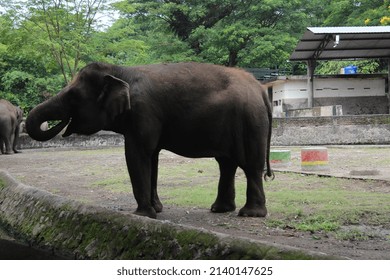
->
[{"left": 0, "top": 0, "right": 120, "bottom": 30}]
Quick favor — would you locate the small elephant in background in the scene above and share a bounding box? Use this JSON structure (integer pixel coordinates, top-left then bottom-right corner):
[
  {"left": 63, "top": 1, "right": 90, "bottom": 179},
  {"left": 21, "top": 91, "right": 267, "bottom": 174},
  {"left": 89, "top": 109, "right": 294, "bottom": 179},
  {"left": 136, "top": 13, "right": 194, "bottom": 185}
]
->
[{"left": 0, "top": 99, "right": 23, "bottom": 154}]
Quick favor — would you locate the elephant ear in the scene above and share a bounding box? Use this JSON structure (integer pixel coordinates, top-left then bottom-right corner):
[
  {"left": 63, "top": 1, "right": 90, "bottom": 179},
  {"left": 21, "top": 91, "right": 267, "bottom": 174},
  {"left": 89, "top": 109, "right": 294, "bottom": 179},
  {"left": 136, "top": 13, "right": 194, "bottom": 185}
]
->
[{"left": 99, "top": 75, "right": 131, "bottom": 121}]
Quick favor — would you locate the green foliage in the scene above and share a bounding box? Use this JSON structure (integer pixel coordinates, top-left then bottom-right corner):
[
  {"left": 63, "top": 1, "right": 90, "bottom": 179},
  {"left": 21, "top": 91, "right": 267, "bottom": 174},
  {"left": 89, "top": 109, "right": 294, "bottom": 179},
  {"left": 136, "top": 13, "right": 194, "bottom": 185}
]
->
[
  {"left": 316, "top": 60, "right": 382, "bottom": 75},
  {"left": 0, "top": 0, "right": 389, "bottom": 109},
  {"left": 0, "top": 70, "right": 63, "bottom": 111},
  {"left": 323, "top": 0, "right": 390, "bottom": 26},
  {"left": 1, "top": 0, "right": 109, "bottom": 83},
  {"left": 115, "top": 0, "right": 312, "bottom": 67}
]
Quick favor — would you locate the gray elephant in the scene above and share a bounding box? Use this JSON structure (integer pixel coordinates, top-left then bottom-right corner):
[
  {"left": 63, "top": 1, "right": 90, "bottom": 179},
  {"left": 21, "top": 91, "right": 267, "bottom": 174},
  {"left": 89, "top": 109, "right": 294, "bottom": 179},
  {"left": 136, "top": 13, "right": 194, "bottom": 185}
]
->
[
  {"left": 26, "top": 62, "right": 273, "bottom": 218},
  {"left": 0, "top": 99, "right": 23, "bottom": 154}
]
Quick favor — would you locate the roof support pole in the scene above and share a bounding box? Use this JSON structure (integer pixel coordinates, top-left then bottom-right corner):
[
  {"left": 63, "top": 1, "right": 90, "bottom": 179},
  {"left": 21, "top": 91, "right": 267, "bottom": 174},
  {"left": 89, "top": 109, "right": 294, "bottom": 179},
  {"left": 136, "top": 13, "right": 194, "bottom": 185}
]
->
[
  {"left": 307, "top": 59, "right": 316, "bottom": 108},
  {"left": 388, "top": 59, "right": 390, "bottom": 114}
]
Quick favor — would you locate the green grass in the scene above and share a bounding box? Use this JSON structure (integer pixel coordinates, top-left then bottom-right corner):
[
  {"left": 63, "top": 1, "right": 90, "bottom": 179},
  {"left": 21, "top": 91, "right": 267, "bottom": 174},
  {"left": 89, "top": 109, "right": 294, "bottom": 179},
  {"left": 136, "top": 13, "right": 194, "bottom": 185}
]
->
[
  {"left": 161, "top": 169, "right": 390, "bottom": 238},
  {"left": 90, "top": 157, "right": 390, "bottom": 241},
  {"left": 90, "top": 174, "right": 129, "bottom": 192},
  {"left": 335, "top": 229, "right": 372, "bottom": 241}
]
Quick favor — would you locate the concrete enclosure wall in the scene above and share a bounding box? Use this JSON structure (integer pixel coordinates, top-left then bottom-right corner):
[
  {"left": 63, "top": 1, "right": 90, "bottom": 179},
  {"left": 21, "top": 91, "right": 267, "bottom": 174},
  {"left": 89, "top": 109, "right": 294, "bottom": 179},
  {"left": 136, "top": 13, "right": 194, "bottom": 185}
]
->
[
  {"left": 272, "top": 114, "right": 390, "bottom": 146},
  {"left": 0, "top": 171, "right": 330, "bottom": 259},
  {"left": 15, "top": 115, "right": 390, "bottom": 149},
  {"left": 18, "top": 131, "right": 124, "bottom": 149}
]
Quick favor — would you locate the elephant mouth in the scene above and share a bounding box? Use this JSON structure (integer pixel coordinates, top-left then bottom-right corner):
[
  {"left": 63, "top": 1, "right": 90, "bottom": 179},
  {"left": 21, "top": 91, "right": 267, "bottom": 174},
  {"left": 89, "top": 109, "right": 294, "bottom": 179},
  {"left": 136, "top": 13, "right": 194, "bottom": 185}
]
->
[{"left": 61, "top": 117, "right": 102, "bottom": 137}]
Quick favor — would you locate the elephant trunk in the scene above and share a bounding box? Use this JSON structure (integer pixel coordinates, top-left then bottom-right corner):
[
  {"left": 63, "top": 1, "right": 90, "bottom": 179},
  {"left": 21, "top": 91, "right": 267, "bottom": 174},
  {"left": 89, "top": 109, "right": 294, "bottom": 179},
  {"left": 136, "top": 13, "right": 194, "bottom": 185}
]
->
[{"left": 26, "top": 94, "right": 71, "bottom": 142}]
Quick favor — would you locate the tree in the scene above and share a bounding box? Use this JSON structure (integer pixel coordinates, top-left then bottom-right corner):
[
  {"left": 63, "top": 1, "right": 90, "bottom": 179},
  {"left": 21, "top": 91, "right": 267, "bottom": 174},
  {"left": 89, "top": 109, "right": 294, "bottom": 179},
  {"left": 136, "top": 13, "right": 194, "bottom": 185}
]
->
[
  {"left": 316, "top": 0, "right": 390, "bottom": 74},
  {"left": 90, "top": 15, "right": 199, "bottom": 65},
  {"left": 0, "top": 13, "right": 67, "bottom": 110},
  {"left": 323, "top": 0, "right": 390, "bottom": 26},
  {"left": 1, "top": 0, "right": 108, "bottom": 83},
  {"left": 114, "top": 0, "right": 312, "bottom": 67}
]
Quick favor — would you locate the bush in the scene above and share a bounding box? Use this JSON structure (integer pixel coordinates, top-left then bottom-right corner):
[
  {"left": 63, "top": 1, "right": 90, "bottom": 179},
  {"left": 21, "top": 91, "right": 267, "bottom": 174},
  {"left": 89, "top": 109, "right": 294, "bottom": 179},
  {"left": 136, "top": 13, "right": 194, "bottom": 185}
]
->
[{"left": 0, "top": 70, "right": 64, "bottom": 111}]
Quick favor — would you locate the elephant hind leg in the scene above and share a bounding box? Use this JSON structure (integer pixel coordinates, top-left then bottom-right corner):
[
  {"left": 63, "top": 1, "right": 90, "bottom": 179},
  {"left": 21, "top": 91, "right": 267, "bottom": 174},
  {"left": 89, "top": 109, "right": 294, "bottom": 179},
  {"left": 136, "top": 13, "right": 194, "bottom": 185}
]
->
[
  {"left": 211, "top": 157, "right": 237, "bottom": 213},
  {"left": 3, "top": 136, "right": 13, "bottom": 154},
  {"left": 2, "top": 125, "right": 15, "bottom": 154},
  {"left": 238, "top": 168, "right": 267, "bottom": 217},
  {"left": 12, "top": 126, "right": 21, "bottom": 153}
]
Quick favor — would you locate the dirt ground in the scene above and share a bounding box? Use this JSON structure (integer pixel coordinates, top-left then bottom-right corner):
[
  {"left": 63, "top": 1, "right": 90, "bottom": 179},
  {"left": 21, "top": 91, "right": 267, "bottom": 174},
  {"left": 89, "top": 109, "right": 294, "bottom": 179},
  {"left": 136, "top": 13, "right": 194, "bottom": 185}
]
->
[{"left": 1, "top": 145, "right": 390, "bottom": 260}]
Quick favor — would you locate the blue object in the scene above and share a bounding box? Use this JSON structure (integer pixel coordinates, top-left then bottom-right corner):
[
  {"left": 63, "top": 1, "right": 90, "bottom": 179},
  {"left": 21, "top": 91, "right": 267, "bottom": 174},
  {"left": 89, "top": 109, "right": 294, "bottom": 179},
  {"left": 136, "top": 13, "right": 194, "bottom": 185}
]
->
[{"left": 344, "top": 65, "right": 358, "bottom": 74}]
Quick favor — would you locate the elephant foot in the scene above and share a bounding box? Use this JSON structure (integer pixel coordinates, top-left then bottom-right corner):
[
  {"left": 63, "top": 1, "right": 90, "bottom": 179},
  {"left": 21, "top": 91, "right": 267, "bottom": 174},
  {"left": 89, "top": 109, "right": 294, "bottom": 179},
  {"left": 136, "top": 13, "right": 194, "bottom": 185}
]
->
[
  {"left": 153, "top": 200, "right": 163, "bottom": 213},
  {"left": 211, "top": 201, "right": 236, "bottom": 213},
  {"left": 238, "top": 205, "right": 267, "bottom": 217},
  {"left": 13, "top": 149, "right": 21, "bottom": 153},
  {"left": 134, "top": 207, "right": 157, "bottom": 219}
]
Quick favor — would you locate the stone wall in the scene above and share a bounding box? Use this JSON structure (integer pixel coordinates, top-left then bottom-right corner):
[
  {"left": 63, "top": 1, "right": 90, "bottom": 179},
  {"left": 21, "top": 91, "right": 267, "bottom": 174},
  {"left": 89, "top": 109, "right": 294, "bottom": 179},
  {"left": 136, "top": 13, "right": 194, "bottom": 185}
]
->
[
  {"left": 272, "top": 114, "right": 390, "bottom": 146},
  {"left": 16, "top": 115, "right": 390, "bottom": 149},
  {"left": 18, "top": 131, "right": 124, "bottom": 149},
  {"left": 314, "top": 96, "right": 389, "bottom": 115}
]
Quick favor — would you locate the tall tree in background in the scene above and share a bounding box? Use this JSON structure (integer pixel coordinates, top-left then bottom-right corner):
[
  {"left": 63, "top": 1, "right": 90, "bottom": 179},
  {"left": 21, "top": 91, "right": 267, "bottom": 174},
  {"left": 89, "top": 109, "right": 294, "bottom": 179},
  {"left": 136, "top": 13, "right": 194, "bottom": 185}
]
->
[
  {"left": 323, "top": 0, "right": 389, "bottom": 26},
  {"left": 0, "top": 13, "right": 65, "bottom": 109},
  {"left": 1, "top": 0, "right": 389, "bottom": 111},
  {"left": 115, "top": 0, "right": 312, "bottom": 67},
  {"left": 1, "top": 0, "right": 108, "bottom": 83}
]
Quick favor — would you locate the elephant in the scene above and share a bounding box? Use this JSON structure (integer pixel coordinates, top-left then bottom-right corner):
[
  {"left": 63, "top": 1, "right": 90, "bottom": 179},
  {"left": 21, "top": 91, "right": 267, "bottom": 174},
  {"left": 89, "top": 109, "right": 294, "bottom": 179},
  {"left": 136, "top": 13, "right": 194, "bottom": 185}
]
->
[
  {"left": 26, "top": 62, "right": 273, "bottom": 218},
  {"left": 0, "top": 99, "right": 23, "bottom": 154}
]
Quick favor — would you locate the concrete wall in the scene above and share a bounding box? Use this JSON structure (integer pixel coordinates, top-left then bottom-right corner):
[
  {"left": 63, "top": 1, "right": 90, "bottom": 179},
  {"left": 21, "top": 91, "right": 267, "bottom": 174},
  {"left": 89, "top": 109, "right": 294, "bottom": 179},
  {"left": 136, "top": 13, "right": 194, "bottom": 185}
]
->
[
  {"left": 272, "top": 115, "right": 390, "bottom": 146},
  {"left": 18, "top": 131, "right": 124, "bottom": 149},
  {"left": 15, "top": 115, "right": 390, "bottom": 149},
  {"left": 287, "top": 105, "right": 343, "bottom": 117},
  {"left": 314, "top": 96, "right": 389, "bottom": 115}
]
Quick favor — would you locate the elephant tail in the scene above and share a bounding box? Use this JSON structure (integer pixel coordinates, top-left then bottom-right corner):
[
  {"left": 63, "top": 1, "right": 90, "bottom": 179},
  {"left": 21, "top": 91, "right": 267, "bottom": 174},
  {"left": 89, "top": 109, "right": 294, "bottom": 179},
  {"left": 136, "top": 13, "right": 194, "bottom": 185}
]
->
[{"left": 264, "top": 94, "right": 275, "bottom": 182}]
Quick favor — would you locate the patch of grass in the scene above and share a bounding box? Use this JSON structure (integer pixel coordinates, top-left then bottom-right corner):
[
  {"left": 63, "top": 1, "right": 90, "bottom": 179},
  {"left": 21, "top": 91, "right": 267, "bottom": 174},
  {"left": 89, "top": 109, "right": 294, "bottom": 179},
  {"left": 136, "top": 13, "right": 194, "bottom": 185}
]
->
[
  {"left": 335, "top": 229, "right": 372, "bottom": 241},
  {"left": 159, "top": 158, "right": 218, "bottom": 185},
  {"left": 0, "top": 178, "right": 5, "bottom": 190},
  {"left": 162, "top": 184, "right": 217, "bottom": 207},
  {"left": 90, "top": 175, "right": 130, "bottom": 192},
  {"left": 294, "top": 216, "right": 340, "bottom": 232}
]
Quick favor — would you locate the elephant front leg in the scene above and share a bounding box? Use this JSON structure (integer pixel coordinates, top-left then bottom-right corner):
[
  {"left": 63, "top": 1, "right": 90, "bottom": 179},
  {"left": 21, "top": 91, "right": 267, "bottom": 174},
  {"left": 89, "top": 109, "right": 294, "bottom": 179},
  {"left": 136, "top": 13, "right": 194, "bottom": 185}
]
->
[
  {"left": 0, "top": 139, "right": 4, "bottom": 154},
  {"left": 151, "top": 152, "right": 163, "bottom": 213},
  {"left": 125, "top": 140, "right": 156, "bottom": 219}
]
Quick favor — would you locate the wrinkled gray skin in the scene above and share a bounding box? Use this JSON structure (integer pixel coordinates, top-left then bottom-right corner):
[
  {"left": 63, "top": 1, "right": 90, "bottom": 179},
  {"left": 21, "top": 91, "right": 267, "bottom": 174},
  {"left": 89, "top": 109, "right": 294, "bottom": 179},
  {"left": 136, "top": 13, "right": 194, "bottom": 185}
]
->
[
  {"left": 0, "top": 99, "right": 23, "bottom": 154},
  {"left": 26, "top": 62, "right": 273, "bottom": 219}
]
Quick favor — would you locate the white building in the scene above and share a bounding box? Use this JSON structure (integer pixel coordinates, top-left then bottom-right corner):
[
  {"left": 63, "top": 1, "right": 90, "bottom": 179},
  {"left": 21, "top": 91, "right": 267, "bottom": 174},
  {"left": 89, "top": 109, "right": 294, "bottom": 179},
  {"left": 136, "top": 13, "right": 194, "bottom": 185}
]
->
[
  {"left": 267, "top": 74, "right": 388, "bottom": 117},
  {"left": 271, "top": 26, "right": 390, "bottom": 117}
]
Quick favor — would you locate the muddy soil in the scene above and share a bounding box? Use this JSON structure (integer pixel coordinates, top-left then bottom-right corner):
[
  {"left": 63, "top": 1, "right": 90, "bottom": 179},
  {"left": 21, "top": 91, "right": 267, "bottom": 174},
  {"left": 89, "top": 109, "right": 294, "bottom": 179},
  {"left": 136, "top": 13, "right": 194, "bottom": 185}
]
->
[{"left": 1, "top": 146, "right": 390, "bottom": 260}]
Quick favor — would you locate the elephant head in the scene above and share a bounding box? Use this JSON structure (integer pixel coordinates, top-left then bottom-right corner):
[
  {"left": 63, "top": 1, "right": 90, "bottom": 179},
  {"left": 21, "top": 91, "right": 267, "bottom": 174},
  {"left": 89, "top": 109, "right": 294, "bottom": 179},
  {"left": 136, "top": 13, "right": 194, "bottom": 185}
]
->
[
  {"left": 26, "top": 63, "right": 131, "bottom": 141},
  {"left": 16, "top": 107, "right": 23, "bottom": 124}
]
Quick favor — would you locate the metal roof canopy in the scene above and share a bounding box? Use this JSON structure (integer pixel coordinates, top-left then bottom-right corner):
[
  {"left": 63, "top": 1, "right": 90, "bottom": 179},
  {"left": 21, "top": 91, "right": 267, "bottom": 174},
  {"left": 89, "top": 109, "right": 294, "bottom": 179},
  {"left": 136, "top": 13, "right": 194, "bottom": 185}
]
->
[
  {"left": 290, "top": 26, "right": 390, "bottom": 61},
  {"left": 288, "top": 26, "right": 390, "bottom": 109}
]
